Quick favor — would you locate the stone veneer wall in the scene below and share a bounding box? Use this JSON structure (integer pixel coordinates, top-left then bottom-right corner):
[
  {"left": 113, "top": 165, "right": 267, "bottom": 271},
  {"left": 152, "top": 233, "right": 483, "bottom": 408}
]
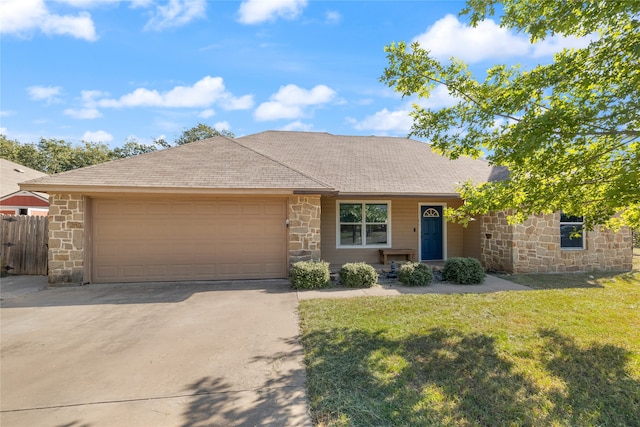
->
[
  {"left": 288, "top": 195, "right": 321, "bottom": 264},
  {"left": 481, "top": 211, "right": 633, "bottom": 273},
  {"left": 480, "top": 211, "right": 514, "bottom": 272},
  {"left": 48, "top": 194, "right": 85, "bottom": 284}
]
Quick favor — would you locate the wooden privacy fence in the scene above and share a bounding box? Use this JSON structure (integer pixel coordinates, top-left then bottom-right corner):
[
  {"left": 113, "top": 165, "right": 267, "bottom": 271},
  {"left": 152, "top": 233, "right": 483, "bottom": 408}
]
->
[{"left": 1, "top": 214, "right": 48, "bottom": 276}]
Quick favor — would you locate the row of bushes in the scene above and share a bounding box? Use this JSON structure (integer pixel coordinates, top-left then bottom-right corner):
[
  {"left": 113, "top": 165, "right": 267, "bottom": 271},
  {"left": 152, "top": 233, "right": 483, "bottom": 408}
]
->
[{"left": 290, "top": 257, "right": 485, "bottom": 289}]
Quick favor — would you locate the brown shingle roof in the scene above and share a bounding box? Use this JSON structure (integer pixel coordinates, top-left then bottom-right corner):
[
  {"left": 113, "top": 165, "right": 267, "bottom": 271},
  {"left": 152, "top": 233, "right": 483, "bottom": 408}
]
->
[
  {"left": 20, "top": 136, "right": 333, "bottom": 194},
  {"left": 1, "top": 158, "right": 48, "bottom": 199},
  {"left": 21, "top": 131, "right": 507, "bottom": 196},
  {"left": 237, "top": 131, "right": 507, "bottom": 195}
]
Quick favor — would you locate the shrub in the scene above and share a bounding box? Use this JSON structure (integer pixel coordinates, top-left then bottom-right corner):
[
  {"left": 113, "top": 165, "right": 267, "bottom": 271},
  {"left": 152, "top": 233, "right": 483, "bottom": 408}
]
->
[
  {"left": 443, "top": 257, "right": 485, "bottom": 284},
  {"left": 290, "top": 260, "right": 331, "bottom": 290},
  {"left": 398, "top": 262, "right": 433, "bottom": 286},
  {"left": 339, "top": 262, "right": 378, "bottom": 288}
]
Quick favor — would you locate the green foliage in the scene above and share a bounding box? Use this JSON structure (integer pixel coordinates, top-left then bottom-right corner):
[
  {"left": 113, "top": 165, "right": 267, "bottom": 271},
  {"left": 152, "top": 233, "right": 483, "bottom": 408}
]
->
[
  {"left": 111, "top": 138, "right": 158, "bottom": 158},
  {"left": 381, "top": 0, "right": 640, "bottom": 230},
  {"left": 443, "top": 257, "right": 486, "bottom": 284},
  {"left": 398, "top": 262, "right": 434, "bottom": 286},
  {"left": 174, "top": 123, "right": 234, "bottom": 145},
  {"left": 339, "top": 263, "right": 378, "bottom": 288},
  {"left": 290, "top": 261, "right": 331, "bottom": 290},
  {"left": 0, "top": 123, "right": 235, "bottom": 173}
]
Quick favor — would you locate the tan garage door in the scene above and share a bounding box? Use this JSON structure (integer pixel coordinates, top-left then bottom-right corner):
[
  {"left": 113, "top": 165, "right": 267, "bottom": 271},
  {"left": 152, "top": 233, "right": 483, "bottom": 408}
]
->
[{"left": 92, "top": 197, "right": 288, "bottom": 283}]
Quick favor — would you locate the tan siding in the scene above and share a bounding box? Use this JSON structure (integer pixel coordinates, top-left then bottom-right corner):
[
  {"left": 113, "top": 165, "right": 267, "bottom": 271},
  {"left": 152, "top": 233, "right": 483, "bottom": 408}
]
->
[
  {"left": 321, "top": 196, "right": 466, "bottom": 265},
  {"left": 463, "top": 215, "right": 482, "bottom": 260}
]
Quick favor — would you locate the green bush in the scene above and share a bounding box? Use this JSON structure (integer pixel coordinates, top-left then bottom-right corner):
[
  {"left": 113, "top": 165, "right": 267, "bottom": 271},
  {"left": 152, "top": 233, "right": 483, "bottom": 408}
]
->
[
  {"left": 398, "top": 262, "right": 434, "bottom": 286},
  {"left": 443, "top": 257, "right": 485, "bottom": 284},
  {"left": 339, "top": 263, "right": 378, "bottom": 288},
  {"left": 290, "top": 260, "right": 331, "bottom": 290}
]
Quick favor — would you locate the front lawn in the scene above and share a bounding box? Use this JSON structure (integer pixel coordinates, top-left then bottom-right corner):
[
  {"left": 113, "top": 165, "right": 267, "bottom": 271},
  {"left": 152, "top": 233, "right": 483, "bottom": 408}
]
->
[{"left": 299, "top": 272, "right": 640, "bottom": 426}]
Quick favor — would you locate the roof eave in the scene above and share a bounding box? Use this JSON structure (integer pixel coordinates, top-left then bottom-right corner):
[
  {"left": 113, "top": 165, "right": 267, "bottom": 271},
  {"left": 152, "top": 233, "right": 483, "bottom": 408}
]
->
[
  {"left": 333, "top": 192, "right": 462, "bottom": 199},
  {"left": 19, "top": 183, "right": 334, "bottom": 196}
]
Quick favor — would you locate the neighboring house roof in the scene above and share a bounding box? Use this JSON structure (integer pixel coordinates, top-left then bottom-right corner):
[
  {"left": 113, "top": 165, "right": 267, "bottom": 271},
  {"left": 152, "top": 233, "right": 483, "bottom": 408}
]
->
[
  {"left": 237, "top": 131, "right": 508, "bottom": 195},
  {"left": 20, "top": 136, "right": 333, "bottom": 194},
  {"left": 0, "top": 158, "right": 49, "bottom": 201},
  {"left": 20, "top": 131, "right": 507, "bottom": 196}
]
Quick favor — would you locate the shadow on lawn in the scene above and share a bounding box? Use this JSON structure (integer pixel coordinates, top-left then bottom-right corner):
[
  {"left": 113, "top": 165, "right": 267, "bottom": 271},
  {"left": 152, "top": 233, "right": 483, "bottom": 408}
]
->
[{"left": 303, "top": 327, "right": 640, "bottom": 426}]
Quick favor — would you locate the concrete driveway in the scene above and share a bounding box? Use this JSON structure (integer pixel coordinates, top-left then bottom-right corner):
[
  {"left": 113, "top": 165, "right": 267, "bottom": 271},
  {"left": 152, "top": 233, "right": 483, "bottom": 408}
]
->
[{"left": 1, "top": 276, "right": 311, "bottom": 426}]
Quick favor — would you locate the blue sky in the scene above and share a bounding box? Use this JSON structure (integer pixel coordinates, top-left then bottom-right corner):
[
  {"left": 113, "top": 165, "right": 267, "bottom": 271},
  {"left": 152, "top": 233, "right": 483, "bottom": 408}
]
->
[{"left": 1, "top": 0, "right": 589, "bottom": 148}]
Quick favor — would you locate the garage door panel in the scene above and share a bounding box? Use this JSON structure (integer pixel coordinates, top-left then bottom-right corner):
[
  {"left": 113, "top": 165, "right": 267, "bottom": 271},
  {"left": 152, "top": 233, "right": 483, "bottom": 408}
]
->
[{"left": 92, "top": 198, "right": 288, "bottom": 283}]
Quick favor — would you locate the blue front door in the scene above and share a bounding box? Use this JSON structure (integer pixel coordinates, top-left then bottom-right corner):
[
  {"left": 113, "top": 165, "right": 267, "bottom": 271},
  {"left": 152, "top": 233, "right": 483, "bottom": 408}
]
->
[{"left": 421, "top": 206, "right": 443, "bottom": 260}]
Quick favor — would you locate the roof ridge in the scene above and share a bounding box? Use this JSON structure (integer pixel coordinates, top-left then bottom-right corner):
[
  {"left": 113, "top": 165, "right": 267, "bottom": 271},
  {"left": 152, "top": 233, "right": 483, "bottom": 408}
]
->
[{"left": 231, "top": 137, "right": 335, "bottom": 189}]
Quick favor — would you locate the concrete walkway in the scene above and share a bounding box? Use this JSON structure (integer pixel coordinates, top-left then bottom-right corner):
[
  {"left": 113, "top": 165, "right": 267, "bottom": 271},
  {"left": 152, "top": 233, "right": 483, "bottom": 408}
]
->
[{"left": 297, "top": 274, "right": 531, "bottom": 300}]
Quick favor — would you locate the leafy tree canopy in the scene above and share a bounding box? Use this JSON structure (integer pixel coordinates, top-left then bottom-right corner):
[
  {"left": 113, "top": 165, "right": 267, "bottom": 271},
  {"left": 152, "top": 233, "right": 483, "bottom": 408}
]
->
[
  {"left": 174, "top": 123, "right": 234, "bottom": 145},
  {"left": 0, "top": 123, "right": 234, "bottom": 174},
  {"left": 381, "top": 0, "right": 639, "bottom": 229}
]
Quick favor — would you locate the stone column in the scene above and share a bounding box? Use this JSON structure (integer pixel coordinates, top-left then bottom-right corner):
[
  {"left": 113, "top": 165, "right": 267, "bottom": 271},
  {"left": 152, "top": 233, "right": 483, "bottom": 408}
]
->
[
  {"left": 288, "top": 195, "right": 321, "bottom": 264},
  {"left": 48, "top": 194, "right": 84, "bottom": 284},
  {"left": 480, "top": 211, "right": 514, "bottom": 272}
]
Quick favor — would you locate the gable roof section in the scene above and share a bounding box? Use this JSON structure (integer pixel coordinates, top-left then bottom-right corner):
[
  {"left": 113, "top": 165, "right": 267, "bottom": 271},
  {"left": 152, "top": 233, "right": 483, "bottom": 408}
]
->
[
  {"left": 20, "top": 136, "right": 333, "bottom": 194},
  {"left": 237, "top": 131, "right": 507, "bottom": 195},
  {"left": 1, "top": 158, "right": 49, "bottom": 200}
]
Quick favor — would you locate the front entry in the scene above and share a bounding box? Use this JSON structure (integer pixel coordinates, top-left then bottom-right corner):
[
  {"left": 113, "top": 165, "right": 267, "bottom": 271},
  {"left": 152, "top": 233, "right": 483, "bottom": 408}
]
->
[{"left": 421, "top": 205, "right": 443, "bottom": 260}]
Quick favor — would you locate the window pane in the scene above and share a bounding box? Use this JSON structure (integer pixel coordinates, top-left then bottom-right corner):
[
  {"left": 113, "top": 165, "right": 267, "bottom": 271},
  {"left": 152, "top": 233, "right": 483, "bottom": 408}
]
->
[
  {"left": 340, "top": 225, "right": 362, "bottom": 245},
  {"left": 340, "top": 204, "right": 362, "bottom": 223},
  {"left": 366, "top": 204, "right": 388, "bottom": 223},
  {"left": 561, "top": 225, "right": 583, "bottom": 248},
  {"left": 560, "top": 213, "right": 583, "bottom": 223},
  {"left": 366, "top": 224, "right": 388, "bottom": 245}
]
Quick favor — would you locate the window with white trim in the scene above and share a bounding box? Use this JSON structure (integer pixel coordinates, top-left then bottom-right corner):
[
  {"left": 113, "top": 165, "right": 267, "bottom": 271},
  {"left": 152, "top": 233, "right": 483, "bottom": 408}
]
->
[
  {"left": 338, "top": 202, "right": 390, "bottom": 247},
  {"left": 560, "top": 212, "right": 585, "bottom": 249}
]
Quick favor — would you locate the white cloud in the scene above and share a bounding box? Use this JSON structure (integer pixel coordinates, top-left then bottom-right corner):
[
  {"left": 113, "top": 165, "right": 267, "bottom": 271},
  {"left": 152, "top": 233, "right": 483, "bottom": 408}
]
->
[
  {"left": 198, "top": 109, "right": 215, "bottom": 118},
  {"left": 531, "top": 35, "right": 595, "bottom": 57},
  {"left": 221, "top": 94, "right": 254, "bottom": 110},
  {"left": 213, "top": 121, "right": 231, "bottom": 131},
  {"left": 325, "top": 10, "right": 341, "bottom": 24},
  {"left": 64, "top": 107, "right": 102, "bottom": 119},
  {"left": 414, "top": 85, "right": 459, "bottom": 110},
  {"left": 237, "top": 0, "right": 307, "bottom": 24},
  {"left": 144, "top": 0, "right": 206, "bottom": 31},
  {"left": 413, "top": 14, "right": 528, "bottom": 63},
  {"left": 82, "top": 130, "right": 113, "bottom": 142},
  {"left": 351, "top": 108, "right": 413, "bottom": 133},
  {"left": 413, "top": 14, "right": 593, "bottom": 64},
  {"left": 280, "top": 121, "right": 313, "bottom": 131},
  {"left": 255, "top": 102, "right": 302, "bottom": 121},
  {"left": 254, "top": 84, "right": 336, "bottom": 121},
  {"left": 27, "top": 85, "right": 62, "bottom": 103},
  {"left": 0, "top": 127, "right": 7, "bottom": 135},
  {"left": 1, "top": 0, "right": 97, "bottom": 41},
  {"left": 98, "top": 76, "right": 238, "bottom": 108},
  {"left": 0, "top": 110, "right": 16, "bottom": 117}
]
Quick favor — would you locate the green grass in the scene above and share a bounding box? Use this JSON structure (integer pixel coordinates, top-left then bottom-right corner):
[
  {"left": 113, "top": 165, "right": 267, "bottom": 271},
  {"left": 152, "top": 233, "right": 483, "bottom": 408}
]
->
[{"left": 299, "top": 261, "right": 640, "bottom": 426}]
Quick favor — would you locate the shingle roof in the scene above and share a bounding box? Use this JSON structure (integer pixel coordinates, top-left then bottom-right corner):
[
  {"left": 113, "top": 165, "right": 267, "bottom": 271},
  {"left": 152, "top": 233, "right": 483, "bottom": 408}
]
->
[
  {"left": 237, "top": 131, "right": 507, "bottom": 195},
  {"left": 20, "top": 136, "right": 333, "bottom": 193},
  {"left": 0, "top": 158, "right": 48, "bottom": 199},
  {"left": 20, "top": 131, "right": 507, "bottom": 196}
]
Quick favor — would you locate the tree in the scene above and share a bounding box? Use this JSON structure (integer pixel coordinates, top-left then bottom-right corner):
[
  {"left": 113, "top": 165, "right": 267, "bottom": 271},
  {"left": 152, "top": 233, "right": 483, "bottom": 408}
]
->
[
  {"left": 111, "top": 137, "right": 159, "bottom": 159},
  {"left": 381, "top": 0, "right": 639, "bottom": 229},
  {"left": 0, "top": 123, "right": 235, "bottom": 173},
  {"left": 174, "top": 123, "right": 234, "bottom": 145}
]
